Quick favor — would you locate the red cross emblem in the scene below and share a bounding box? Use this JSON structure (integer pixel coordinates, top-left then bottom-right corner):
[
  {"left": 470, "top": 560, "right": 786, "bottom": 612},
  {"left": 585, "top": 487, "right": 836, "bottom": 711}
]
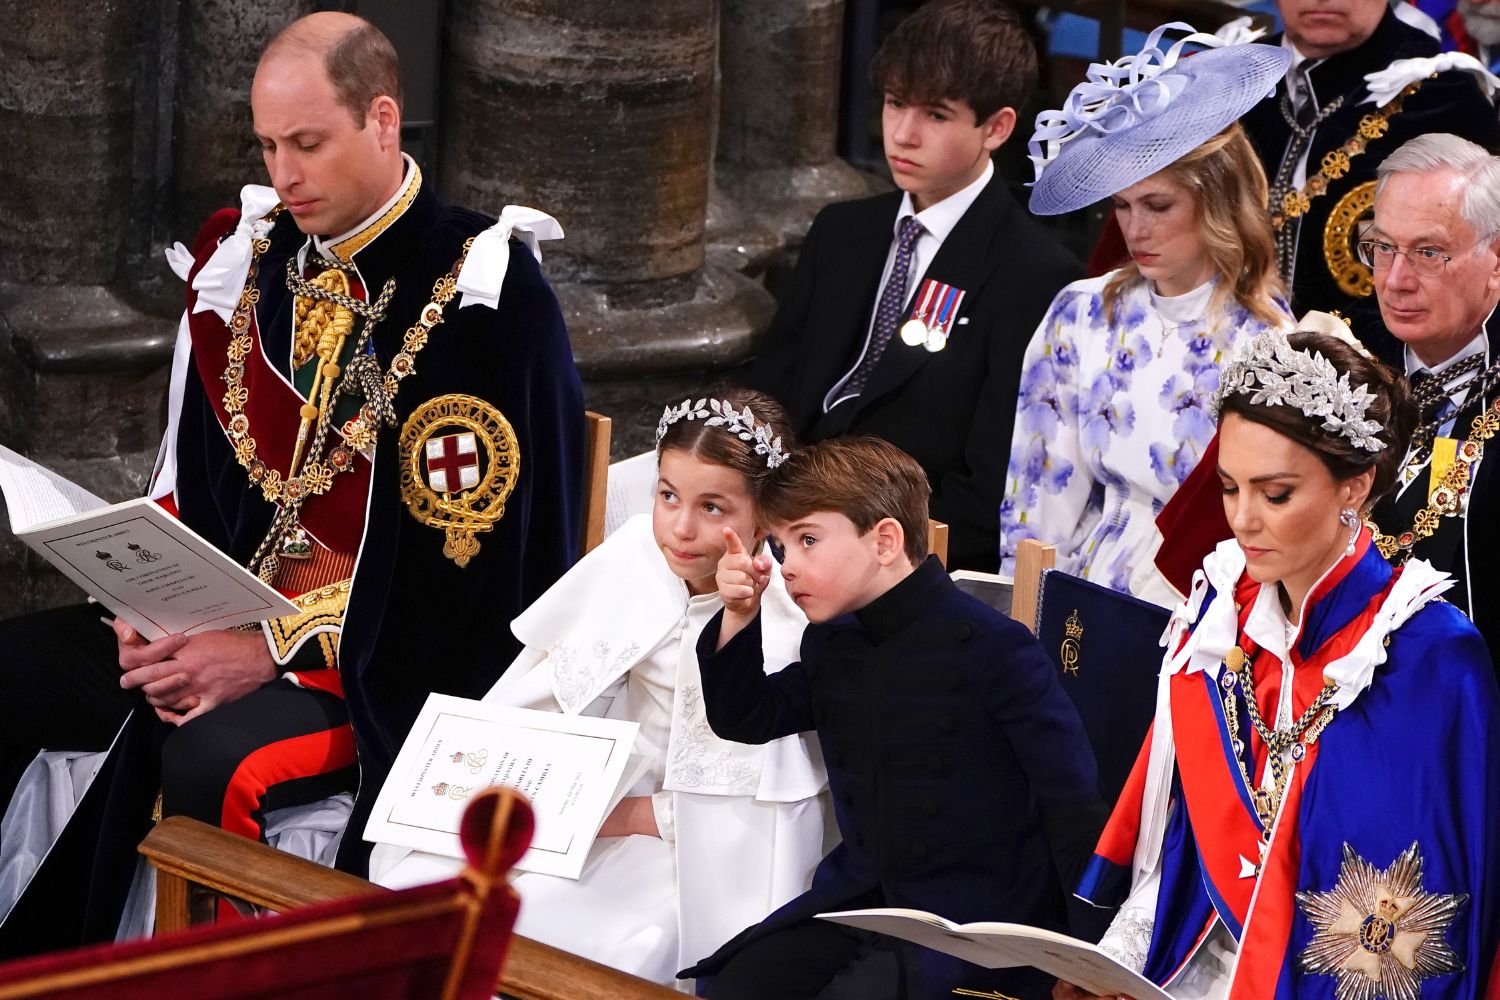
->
[{"left": 424, "top": 432, "right": 480, "bottom": 494}]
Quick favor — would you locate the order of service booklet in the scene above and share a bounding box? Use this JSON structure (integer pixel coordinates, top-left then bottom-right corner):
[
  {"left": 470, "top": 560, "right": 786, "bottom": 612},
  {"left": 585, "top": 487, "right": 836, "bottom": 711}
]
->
[
  {"left": 364, "top": 693, "right": 649, "bottom": 880},
  {"left": 0, "top": 444, "right": 299, "bottom": 639},
  {"left": 817, "top": 909, "right": 1172, "bottom": 1000}
]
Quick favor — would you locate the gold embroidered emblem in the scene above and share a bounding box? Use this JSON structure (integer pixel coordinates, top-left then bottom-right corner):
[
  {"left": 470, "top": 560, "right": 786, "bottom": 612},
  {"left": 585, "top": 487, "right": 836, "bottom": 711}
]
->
[
  {"left": 266, "top": 579, "right": 352, "bottom": 663},
  {"left": 1324, "top": 180, "right": 1377, "bottom": 298},
  {"left": 1297, "top": 842, "right": 1466, "bottom": 1000},
  {"left": 399, "top": 394, "right": 520, "bottom": 567},
  {"left": 1060, "top": 609, "right": 1083, "bottom": 676}
]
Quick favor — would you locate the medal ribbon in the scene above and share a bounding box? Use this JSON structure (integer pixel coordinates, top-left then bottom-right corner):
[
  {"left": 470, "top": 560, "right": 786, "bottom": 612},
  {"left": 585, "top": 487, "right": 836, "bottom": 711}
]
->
[{"left": 933, "top": 286, "right": 964, "bottom": 335}]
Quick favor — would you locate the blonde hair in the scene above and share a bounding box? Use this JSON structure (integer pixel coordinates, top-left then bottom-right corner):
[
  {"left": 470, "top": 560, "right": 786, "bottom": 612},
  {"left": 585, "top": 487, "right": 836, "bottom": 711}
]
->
[{"left": 1102, "top": 124, "right": 1284, "bottom": 328}]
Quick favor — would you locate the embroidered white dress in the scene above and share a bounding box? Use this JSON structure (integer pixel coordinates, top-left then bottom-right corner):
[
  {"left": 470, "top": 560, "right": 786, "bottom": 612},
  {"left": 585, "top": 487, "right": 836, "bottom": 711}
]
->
[
  {"left": 999, "top": 274, "right": 1291, "bottom": 606},
  {"left": 371, "top": 515, "right": 829, "bottom": 989}
]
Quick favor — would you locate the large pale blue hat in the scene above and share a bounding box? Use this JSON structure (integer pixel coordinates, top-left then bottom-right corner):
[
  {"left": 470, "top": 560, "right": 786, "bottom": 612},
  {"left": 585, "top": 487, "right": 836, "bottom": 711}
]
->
[{"left": 1027, "top": 20, "right": 1291, "bottom": 216}]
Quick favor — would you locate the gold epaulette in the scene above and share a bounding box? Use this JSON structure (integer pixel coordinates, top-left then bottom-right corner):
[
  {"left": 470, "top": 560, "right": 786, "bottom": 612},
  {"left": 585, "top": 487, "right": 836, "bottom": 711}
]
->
[{"left": 265, "top": 578, "right": 352, "bottom": 667}]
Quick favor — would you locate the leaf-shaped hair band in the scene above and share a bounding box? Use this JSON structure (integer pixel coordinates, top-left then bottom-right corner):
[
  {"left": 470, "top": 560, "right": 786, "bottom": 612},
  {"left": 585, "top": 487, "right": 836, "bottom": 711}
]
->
[{"left": 656, "top": 398, "right": 790, "bottom": 469}]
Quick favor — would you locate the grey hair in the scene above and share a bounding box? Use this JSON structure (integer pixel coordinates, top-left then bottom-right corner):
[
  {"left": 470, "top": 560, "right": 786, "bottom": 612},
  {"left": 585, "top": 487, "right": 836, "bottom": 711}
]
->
[{"left": 1375, "top": 133, "right": 1500, "bottom": 242}]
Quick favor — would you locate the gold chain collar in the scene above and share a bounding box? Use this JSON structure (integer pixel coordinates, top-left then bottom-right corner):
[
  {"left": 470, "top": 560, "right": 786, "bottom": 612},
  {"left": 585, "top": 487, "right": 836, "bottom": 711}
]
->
[
  {"left": 217, "top": 211, "right": 474, "bottom": 580},
  {"left": 1220, "top": 645, "right": 1339, "bottom": 835},
  {"left": 1373, "top": 395, "right": 1500, "bottom": 561},
  {"left": 1270, "top": 79, "right": 1426, "bottom": 230}
]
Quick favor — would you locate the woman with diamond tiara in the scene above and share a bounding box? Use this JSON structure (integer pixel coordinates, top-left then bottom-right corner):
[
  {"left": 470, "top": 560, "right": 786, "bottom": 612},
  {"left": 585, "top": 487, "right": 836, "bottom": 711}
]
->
[
  {"left": 999, "top": 24, "right": 1293, "bottom": 606},
  {"left": 372, "top": 386, "right": 828, "bottom": 989},
  {"left": 1055, "top": 329, "right": 1500, "bottom": 998}
]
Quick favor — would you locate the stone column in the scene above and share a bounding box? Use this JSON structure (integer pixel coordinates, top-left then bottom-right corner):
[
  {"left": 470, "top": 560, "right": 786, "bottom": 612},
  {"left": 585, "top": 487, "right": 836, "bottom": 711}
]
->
[
  {"left": 0, "top": 3, "right": 182, "bottom": 613},
  {"left": 173, "top": 0, "right": 315, "bottom": 237},
  {"left": 441, "top": 0, "right": 774, "bottom": 380},
  {"left": 0, "top": 2, "right": 139, "bottom": 286},
  {"left": 712, "top": 0, "right": 880, "bottom": 265}
]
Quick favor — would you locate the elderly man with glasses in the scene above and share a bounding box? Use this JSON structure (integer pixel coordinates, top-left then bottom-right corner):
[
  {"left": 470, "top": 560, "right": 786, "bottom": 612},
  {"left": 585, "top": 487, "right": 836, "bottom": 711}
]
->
[{"left": 1364, "top": 132, "right": 1500, "bottom": 662}]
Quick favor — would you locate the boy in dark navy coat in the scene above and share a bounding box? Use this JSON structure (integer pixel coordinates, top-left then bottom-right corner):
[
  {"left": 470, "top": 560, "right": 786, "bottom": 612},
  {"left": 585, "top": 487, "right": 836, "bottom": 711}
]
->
[
  {"left": 745, "top": 0, "right": 1079, "bottom": 573},
  {"left": 686, "top": 438, "right": 1104, "bottom": 999}
]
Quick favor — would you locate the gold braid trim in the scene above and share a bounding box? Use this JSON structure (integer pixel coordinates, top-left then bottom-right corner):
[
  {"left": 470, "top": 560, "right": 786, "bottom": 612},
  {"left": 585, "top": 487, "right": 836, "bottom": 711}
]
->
[
  {"left": 1271, "top": 79, "right": 1426, "bottom": 230},
  {"left": 265, "top": 579, "right": 352, "bottom": 665},
  {"left": 316, "top": 632, "right": 338, "bottom": 670},
  {"left": 1372, "top": 397, "right": 1500, "bottom": 561},
  {"left": 328, "top": 163, "right": 423, "bottom": 263}
]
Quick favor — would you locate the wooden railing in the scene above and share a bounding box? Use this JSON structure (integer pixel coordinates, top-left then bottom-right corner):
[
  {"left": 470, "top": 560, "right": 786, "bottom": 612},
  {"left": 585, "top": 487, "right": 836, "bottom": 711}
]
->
[{"left": 139, "top": 817, "right": 683, "bottom": 1000}]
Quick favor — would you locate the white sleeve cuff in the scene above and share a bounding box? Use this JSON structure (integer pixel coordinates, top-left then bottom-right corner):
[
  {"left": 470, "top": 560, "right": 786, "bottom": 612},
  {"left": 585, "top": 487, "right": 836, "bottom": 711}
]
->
[{"left": 650, "top": 790, "right": 676, "bottom": 844}]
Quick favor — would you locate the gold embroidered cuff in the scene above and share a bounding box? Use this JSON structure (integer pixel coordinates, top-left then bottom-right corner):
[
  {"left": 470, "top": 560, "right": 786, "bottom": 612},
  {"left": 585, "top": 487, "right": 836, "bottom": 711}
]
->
[{"left": 264, "top": 578, "right": 351, "bottom": 668}]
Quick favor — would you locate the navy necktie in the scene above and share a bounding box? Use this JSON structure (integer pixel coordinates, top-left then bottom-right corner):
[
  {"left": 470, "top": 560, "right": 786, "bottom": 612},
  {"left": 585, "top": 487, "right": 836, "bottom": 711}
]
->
[{"left": 844, "top": 215, "right": 925, "bottom": 398}]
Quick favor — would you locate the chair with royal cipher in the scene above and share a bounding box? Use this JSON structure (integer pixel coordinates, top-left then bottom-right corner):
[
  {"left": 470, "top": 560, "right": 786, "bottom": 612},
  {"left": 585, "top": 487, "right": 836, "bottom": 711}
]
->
[{"left": 1010, "top": 539, "right": 1168, "bottom": 810}]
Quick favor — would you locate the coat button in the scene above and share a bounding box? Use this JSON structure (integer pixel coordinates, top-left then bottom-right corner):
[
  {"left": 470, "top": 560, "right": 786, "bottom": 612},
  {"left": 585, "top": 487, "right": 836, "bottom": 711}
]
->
[{"left": 954, "top": 624, "right": 973, "bottom": 641}]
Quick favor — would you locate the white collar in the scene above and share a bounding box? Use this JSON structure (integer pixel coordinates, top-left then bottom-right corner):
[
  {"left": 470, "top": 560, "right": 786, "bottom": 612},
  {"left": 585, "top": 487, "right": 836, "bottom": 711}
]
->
[
  {"left": 1403, "top": 326, "right": 1491, "bottom": 377},
  {"left": 1242, "top": 582, "right": 1295, "bottom": 663},
  {"left": 1281, "top": 37, "right": 1321, "bottom": 80},
  {"left": 313, "top": 153, "right": 420, "bottom": 260},
  {"left": 1149, "top": 276, "right": 1215, "bottom": 324},
  {"left": 895, "top": 159, "right": 993, "bottom": 245},
  {"left": 1169, "top": 538, "right": 1455, "bottom": 711}
]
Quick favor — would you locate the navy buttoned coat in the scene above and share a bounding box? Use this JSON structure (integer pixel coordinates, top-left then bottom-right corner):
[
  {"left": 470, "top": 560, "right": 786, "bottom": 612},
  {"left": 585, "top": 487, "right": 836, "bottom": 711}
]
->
[{"left": 686, "top": 557, "right": 1104, "bottom": 997}]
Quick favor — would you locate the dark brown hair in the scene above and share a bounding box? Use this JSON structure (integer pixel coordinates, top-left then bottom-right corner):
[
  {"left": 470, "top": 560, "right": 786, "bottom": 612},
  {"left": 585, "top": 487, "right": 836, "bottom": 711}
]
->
[
  {"left": 759, "top": 437, "right": 930, "bottom": 564},
  {"left": 656, "top": 387, "right": 797, "bottom": 500},
  {"left": 265, "top": 17, "right": 403, "bottom": 127},
  {"left": 1217, "top": 331, "right": 1417, "bottom": 505},
  {"left": 325, "top": 22, "right": 402, "bottom": 125},
  {"left": 870, "top": 0, "right": 1037, "bottom": 123}
]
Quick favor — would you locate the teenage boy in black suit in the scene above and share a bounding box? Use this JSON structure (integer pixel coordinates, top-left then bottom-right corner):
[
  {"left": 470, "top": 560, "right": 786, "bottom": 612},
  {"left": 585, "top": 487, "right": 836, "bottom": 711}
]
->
[{"left": 746, "top": 0, "right": 1079, "bottom": 573}]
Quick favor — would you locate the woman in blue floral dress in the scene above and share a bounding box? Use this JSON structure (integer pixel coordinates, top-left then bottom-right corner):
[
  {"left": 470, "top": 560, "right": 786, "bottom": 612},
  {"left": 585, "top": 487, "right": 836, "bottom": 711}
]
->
[{"left": 1000, "top": 25, "right": 1294, "bottom": 605}]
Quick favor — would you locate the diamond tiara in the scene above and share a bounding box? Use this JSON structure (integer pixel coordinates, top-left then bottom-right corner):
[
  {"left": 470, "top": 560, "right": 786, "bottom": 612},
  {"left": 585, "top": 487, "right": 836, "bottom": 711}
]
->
[
  {"left": 1213, "top": 332, "right": 1386, "bottom": 453},
  {"left": 656, "top": 398, "right": 790, "bottom": 469}
]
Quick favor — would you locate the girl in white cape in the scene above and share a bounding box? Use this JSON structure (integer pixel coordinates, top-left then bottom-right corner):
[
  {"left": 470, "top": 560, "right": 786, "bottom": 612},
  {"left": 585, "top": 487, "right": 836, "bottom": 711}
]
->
[{"left": 484, "top": 387, "right": 828, "bottom": 988}]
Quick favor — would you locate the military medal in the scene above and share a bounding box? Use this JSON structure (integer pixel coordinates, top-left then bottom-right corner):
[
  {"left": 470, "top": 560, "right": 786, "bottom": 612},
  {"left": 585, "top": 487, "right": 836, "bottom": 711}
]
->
[
  {"left": 899, "top": 280, "right": 936, "bottom": 345},
  {"left": 900, "top": 278, "right": 966, "bottom": 353}
]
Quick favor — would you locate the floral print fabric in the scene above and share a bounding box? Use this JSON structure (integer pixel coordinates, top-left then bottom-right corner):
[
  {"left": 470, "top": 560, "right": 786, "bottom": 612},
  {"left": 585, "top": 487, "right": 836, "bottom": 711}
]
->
[{"left": 999, "top": 273, "right": 1291, "bottom": 606}]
